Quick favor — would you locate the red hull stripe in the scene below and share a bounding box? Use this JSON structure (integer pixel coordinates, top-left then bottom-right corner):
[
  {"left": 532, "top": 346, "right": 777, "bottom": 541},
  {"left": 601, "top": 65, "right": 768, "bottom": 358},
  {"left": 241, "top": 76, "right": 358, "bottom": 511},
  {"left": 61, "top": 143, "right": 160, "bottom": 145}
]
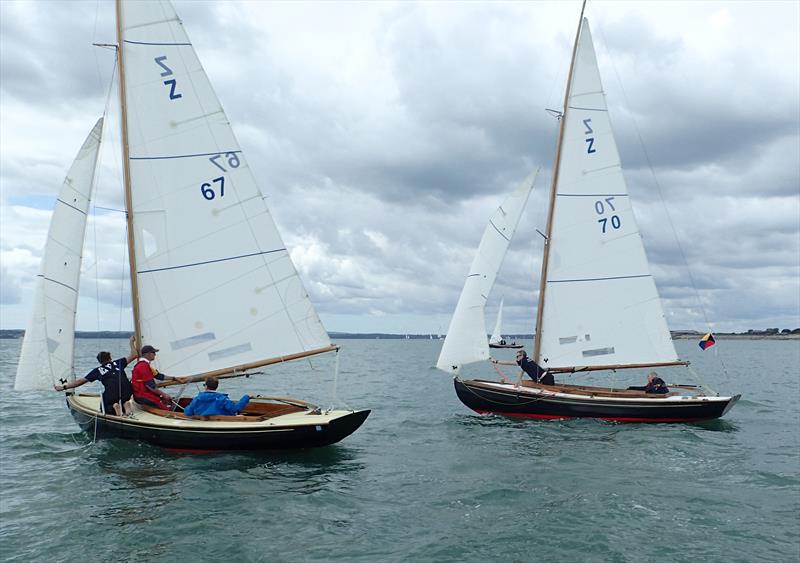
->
[
  {"left": 477, "top": 410, "right": 707, "bottom": 423},
  {"left": 163, "top": 448, "right": 221, "bottom": 454}
]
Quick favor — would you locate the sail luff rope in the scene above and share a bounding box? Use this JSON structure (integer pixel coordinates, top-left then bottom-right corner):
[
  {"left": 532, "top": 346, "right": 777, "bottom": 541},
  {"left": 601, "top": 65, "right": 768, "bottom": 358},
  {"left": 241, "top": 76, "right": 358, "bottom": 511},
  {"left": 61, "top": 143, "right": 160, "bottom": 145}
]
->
[
  {"left": 534, "top": 0, "right": 588, "bottom": 364},
  {"left": 591, "top": 15, "right": 731, "bottom": 383}
]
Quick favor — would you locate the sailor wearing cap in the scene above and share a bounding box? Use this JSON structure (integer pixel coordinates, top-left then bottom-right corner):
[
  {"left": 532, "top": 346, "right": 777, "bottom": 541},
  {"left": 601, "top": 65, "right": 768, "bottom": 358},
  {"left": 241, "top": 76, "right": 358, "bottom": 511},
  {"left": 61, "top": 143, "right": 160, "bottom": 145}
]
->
[{"left": 131, "top": 344, "right": 188, "bottom": 409}]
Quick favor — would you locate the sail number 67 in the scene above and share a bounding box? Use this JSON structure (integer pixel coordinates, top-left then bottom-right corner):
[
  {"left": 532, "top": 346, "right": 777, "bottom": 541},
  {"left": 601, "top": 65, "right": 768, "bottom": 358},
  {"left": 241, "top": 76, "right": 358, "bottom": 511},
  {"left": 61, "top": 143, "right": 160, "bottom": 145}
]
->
[
  {"left": 201, "top": 176, "right": 225, "bottom": 200},
  {"left": 595, "top": 197, "right": 621, "bottom": 233}
]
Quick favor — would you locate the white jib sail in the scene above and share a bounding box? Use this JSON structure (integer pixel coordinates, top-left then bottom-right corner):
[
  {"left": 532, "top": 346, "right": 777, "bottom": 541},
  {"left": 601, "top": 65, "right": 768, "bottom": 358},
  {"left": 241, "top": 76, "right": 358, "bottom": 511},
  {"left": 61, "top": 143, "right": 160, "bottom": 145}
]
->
[
  {"left": 437, "top": 171, "right": 536, "bottom": 374},
  {"left": 119, "top": 1, "right": 330, "bottom": 377},
  {"left": 538, "top": 19, "right": 678, "bottom": 369},
  {"left": 15, "top": 118, "right": 104, "bottom": 391},
  {"left": 489, "top": 298, "right": 504, "bottom": 345}
]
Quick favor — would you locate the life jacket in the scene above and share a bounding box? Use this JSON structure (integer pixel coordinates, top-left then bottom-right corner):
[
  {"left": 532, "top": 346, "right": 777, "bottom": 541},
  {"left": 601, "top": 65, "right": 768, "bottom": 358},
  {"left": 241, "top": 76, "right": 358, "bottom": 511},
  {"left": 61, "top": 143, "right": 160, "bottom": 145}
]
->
[{"left": 131, "top": 359, "right": 168, "bottom": 408}]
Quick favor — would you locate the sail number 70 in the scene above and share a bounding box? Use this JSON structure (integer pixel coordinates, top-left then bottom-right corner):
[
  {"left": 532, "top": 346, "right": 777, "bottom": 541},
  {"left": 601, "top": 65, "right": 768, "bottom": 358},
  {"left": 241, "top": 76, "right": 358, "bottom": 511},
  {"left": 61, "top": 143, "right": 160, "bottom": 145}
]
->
[{"left": 595, "top": 197, "right": 621, "bottom": 233}]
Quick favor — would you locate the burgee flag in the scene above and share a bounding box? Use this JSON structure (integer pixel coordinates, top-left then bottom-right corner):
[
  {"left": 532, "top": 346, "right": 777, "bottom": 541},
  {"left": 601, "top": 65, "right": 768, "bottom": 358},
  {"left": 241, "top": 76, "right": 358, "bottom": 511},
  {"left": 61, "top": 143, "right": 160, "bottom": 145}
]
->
[{"left": 699, "top": 333, "right": 716, "bottom": 350}]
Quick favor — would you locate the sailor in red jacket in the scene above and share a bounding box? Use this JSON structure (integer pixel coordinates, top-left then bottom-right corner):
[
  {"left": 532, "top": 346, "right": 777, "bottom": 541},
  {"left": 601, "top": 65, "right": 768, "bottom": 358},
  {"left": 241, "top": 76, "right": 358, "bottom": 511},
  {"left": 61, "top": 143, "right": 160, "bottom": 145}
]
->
[{"left": 131, "top": 345, "right": 187, "bottom": 409}]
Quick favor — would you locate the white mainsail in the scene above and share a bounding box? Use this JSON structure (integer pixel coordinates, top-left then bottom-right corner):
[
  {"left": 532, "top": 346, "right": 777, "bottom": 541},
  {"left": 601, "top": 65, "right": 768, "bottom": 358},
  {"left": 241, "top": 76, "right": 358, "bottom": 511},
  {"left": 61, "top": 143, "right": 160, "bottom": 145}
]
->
[
  {"left": 537, "top": 19, "right": 677, "bottom": 369},
  {"left": 119, "top": 1, "right": 331, "bottom": 376},
  {"left": 436, "top": 172, "right": 536, "bottom": 374},
  {"left": 488, "top": 298, "right": 505, "bottom": 345},
  {"left": 15, "top": 119, "right": 104, "bottom": 391}
]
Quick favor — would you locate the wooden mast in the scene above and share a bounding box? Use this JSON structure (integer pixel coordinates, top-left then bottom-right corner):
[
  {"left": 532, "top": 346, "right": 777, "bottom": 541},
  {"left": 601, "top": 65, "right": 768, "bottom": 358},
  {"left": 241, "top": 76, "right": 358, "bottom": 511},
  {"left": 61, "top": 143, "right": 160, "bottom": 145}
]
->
[
  {"left": 533, "top": 0, "right": 587, "bottom": 364},
  {"left": 115, "top": 0, "right": 143, "bottom": 349}
]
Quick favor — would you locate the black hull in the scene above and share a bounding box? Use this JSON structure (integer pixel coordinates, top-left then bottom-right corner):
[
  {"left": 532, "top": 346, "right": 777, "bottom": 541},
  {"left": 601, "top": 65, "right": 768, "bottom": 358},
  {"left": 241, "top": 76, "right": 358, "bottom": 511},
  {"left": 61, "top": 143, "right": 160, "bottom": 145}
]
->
[
  {"left": 488, "top": 343, "right": 524, "bottom": 349},
  {"left": 68, "top": 398, "right": 370, "bottom": 451},
  {"left": 454, "top": 379, "right": 739, "bottom": 423}
]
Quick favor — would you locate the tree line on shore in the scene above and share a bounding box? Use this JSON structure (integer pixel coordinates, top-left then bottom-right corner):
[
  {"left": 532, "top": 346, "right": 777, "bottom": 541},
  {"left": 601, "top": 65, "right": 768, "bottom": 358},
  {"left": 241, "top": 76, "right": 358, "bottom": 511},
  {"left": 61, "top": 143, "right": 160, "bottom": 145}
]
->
[{"left": 1, "top": 328, "right": 798, "bottom": 340}]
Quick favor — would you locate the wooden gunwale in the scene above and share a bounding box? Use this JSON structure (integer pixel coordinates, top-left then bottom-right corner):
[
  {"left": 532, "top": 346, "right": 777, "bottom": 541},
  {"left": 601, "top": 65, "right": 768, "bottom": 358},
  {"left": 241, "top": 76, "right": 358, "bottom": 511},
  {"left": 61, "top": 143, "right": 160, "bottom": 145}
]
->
[{"left": 468, "top": 379, "right": 705, "bottom": 399}]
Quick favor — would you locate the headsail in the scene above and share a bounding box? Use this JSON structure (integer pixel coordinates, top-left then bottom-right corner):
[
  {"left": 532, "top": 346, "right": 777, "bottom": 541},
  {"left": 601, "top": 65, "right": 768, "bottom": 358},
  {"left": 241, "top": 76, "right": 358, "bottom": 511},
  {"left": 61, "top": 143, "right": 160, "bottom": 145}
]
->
[
  {"left": 118, "top": 1, "right": 331, "bottom": 377},
  {"left": 537, "top": 19, "right": 678, "bottom": 369},
  {"left": 436, "top": 172, "right": 536, "bottom": 374},
  {"left": 15, "top": 119, "right": 104, "bottom": 391},
  {"left": 488, "top": 298, "right": 505, "bottom": 345}
]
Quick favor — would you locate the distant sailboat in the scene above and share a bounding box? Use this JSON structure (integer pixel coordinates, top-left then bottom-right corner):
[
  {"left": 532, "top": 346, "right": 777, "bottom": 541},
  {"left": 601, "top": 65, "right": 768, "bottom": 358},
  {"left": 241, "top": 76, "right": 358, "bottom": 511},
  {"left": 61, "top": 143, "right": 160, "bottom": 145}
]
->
[
  {"left": 15, "top": 0, "right": 369, "bottom": 450},
  {"left": 488, "top": 298, "right": 523, "bottom": 349},
  {"left": 437, "top": 1, "right": 739, "bottom": 422}
]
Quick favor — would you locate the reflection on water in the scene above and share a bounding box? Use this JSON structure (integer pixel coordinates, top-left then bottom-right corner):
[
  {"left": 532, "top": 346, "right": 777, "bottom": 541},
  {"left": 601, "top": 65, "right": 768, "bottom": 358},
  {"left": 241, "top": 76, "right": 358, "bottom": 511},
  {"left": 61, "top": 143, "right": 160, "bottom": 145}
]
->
[{"left": 689, "top": 418, "right": 739, "bottom": 433}]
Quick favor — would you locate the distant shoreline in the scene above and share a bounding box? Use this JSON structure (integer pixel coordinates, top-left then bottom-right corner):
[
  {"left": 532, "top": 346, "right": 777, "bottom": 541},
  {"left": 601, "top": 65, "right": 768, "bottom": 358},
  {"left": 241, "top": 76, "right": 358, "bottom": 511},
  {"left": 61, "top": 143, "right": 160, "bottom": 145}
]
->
[
  {"left": 671, "top": 333, "right": 800, "bottom": 340},
  {"left": 0, "top": 330, "right": 797, "bottom": 340}
]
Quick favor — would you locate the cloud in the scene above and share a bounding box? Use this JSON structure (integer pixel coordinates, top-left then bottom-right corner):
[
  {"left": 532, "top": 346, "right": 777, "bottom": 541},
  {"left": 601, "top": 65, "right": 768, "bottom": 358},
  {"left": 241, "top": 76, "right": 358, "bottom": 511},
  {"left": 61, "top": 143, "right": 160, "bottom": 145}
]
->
[{"left": 1, "top": 0, "right": 798, "bottom": 336}]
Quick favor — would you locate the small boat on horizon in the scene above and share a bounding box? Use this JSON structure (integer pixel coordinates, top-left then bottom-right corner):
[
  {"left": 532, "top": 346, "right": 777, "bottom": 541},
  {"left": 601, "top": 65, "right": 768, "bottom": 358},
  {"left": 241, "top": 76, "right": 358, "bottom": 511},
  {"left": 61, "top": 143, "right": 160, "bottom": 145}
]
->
[{"left": 488, "top": 298, "right": 523, "bottom": 349}]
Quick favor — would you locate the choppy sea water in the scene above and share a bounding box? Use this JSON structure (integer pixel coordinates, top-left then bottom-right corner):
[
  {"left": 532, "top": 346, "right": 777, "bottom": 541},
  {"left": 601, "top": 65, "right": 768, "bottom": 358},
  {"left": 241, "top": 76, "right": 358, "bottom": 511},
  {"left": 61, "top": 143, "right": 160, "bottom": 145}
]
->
[{"left": 0, "top": 337, "right": 798, "bottom": 562}]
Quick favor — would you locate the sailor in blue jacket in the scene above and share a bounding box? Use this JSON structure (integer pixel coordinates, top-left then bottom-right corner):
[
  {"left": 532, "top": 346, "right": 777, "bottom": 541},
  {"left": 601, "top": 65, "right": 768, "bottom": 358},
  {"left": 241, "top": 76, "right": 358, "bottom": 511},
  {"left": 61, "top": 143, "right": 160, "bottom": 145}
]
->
[{"left": 184, "top": 377, "right": 250, "bottom": 416}]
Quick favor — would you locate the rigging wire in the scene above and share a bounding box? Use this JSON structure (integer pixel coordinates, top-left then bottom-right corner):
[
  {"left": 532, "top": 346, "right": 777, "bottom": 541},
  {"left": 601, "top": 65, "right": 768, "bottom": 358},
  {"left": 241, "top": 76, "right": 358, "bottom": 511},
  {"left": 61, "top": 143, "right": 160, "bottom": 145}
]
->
[
  {"left": 590, "top": 10, "right": 731, "bottom": 382},
  {"left": 90, "top": 53, "right": 119, "bottom": 336},
  {"left": 329, "top": 347, "right": 350, "bottom": 412}
]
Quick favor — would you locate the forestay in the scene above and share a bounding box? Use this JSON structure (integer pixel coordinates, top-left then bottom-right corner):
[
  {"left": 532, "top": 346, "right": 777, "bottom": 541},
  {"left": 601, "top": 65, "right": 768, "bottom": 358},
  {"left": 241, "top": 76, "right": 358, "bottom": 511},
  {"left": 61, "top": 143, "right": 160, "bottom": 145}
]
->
[
  {"left": 437, "top": 173, "right": 536, "bottom": 374},
  {"left": 489, "top": 298, "right": 505, "bottom": 345},
  {"left": 119, "top": 1, "right": 330, "bottom": 376},
  {"left": 15, "top": 119, "right": 104, "bottom": 390},
  {"left": 538, "top": 19, "right": 677, "bottom": 369}
]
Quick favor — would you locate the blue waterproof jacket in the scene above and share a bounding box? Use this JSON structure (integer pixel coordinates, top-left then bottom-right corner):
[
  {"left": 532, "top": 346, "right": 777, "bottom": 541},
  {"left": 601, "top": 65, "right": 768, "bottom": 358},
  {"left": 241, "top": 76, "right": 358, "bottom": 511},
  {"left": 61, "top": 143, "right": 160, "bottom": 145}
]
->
[{"left": 184, "top": 391, "right": 250, "bottom": 416}]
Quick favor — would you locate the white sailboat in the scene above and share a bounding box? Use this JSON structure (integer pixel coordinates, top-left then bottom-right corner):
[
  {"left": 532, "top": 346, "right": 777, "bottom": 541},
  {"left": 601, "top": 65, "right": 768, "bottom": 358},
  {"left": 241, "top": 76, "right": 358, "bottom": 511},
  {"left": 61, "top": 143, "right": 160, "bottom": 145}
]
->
[
  {"left": 439, "top": 2, "right": 739, "bottom": 422},
  {"left": 15, "top": 0, "right": 369, "bottom": 450},
  {"left": 488, "top": 298, "right": 523, "bottom": 349}
]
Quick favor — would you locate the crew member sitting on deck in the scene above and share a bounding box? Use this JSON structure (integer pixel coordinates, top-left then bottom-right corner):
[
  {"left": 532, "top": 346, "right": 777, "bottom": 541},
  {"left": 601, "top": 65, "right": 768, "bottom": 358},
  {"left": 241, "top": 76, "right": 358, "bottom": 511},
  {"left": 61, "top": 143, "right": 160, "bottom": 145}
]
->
[
  {"left": 131, "top": 345, "right": 187, "bottom": 409},
  {"left": 628, "top": 372, "right": 669, "bottom": 394},
  {"left": 183, "top": 377, "right": 250, "bottom": 417},
  {"left": 492, "top": 349, "right": 554, "bottom": 385}
]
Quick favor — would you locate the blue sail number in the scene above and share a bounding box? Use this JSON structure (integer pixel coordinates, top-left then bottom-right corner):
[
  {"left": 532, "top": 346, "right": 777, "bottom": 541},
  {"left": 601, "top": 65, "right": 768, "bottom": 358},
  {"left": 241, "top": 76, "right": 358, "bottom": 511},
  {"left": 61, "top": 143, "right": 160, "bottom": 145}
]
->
[
  {"left": 583, "top": 118, "right": 596, "bottom": 154},
  {"left": 595, "top": 197, "right": 621, "bottom": 233},
  {"left": 154, "top": 56, "right": 182, "bottom": 100},
  {"left": 201, "top": 176, "right": 225, "bottom": 200},
  {"left": 209, "top": 152, "right": 241, "bottom": 172},
  {"left": 202, "top": 153, "right": 241, "bottom": 200}
]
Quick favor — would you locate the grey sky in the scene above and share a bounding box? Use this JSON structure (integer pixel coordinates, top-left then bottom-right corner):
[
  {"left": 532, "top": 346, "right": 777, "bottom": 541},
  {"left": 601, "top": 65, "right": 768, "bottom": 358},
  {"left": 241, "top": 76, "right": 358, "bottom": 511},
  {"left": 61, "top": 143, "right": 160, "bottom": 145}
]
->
[{"left": 1, "top": 0, "right": 798, "bottom": 335}]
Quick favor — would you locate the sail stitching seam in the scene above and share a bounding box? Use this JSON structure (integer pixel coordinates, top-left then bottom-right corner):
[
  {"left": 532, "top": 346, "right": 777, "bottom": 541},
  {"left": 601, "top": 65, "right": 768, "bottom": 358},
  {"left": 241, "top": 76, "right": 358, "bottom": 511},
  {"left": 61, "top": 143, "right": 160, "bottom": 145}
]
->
[
  {"left": 549, "top": 274, "right": 650, "bottom": 283},
  {"left": 137, "top": 248, "right": 285, "bottom": 274},
  {"left": 38, "top": 275, "right": 78, "bottom": 293},
  {"left": 123, "top": 40, "right": 191, "bottom": 46},
  {"left": 56, "top": 198, "right": 87, "bottom": 215},
  {"left": 129, "top": 150, "right": 242, "bottom": 160}
]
